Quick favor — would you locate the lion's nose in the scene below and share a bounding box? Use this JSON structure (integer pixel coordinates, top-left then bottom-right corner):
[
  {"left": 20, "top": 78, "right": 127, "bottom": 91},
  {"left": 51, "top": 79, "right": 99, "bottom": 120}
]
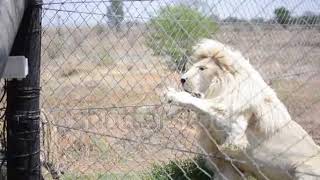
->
[{"left": 180, "top": 78, "right": 186, "bottom": 85}]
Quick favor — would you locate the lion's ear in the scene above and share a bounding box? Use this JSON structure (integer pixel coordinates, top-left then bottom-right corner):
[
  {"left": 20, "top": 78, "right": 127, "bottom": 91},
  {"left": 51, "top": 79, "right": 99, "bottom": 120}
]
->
[{"left": 211, "top": 50, "right": 237, "bottom": 75}]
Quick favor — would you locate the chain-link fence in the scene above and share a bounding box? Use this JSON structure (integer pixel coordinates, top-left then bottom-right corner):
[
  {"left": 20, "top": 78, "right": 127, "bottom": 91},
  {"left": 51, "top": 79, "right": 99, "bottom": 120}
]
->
[{"left": 40, "top": 0, "right": 320, "bottom": 179}]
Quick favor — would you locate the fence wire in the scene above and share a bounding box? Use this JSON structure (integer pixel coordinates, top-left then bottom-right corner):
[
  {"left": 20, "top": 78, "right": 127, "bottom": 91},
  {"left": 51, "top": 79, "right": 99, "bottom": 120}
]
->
[{"left": 39, "top": 0, "right": 320, "bottom": 179}]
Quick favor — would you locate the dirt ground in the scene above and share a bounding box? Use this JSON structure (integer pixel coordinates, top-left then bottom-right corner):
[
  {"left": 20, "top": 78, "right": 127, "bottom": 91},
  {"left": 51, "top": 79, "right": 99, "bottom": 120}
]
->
[{"left": 40, "top": 25, "right": 320, "bottom": 177}]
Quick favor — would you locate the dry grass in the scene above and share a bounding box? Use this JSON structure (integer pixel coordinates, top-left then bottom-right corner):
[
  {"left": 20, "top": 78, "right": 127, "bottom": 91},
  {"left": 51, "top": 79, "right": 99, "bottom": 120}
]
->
[{"left": 40, "top": 25, "right": 320, "bottom": 178}]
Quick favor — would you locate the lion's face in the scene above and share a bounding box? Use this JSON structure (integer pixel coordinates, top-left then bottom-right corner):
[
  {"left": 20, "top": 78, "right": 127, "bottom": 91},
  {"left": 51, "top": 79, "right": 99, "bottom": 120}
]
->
[{"left": 181, "top": 58, "right": 225, "bottom": 98}]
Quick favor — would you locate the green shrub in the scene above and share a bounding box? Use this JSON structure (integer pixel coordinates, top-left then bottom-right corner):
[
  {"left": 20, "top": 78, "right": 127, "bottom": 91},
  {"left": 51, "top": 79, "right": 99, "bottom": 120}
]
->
[
  {"left": 146, "top": 5, "right": 218, "bottom": 71},
  {"left": 98, "top": 51, "right": 114, "bottom": 66},
  {"left": 94, "top": 24, "right": 106, "bottom": 35},
  {"left": 147, "top": 156, "right": 214, "bottom": 180},
  {"left": 274, "top": 7, "right": 291, "bottom": 26}
]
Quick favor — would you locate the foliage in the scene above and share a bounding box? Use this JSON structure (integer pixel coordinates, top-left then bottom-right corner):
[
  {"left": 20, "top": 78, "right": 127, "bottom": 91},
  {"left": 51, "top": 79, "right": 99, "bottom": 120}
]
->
[
  {"left": 223, "top": 16, "right": 247, "bottom": 23},
  {"left": 273, "top": 7, "right": 320, "bottom": 28},
  {"left": 147, "top": 156, "right": 214, "bottom": 180},
  {"left": 290, "top": 11, "right": 320, "bottom": 26},
  {"left": 98, "top": 51, "right": 114, "bottom": 66},
  {"left": 274, "top": 7, "right": 291, "bottom": 25},
  {"left": 62, "top": 172, "right": 140, "bottom": 180},
  {"left": 93, "top": 24, "right": 104, "bottom": 35},
  {"left": 107, "top": 0, "right": 124, "bottom": 30},
  {"left": 146, "top": 5, "right": 218, "bottom": 71},
  {"left": 250, "top": 17, "right": 265, "bottom": 24}
]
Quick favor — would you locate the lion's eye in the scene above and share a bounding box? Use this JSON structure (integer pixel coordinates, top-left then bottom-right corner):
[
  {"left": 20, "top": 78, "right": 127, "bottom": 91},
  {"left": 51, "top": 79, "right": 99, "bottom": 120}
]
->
[{"left": 199, "top": 66, "right": 206, "bottom": 71}]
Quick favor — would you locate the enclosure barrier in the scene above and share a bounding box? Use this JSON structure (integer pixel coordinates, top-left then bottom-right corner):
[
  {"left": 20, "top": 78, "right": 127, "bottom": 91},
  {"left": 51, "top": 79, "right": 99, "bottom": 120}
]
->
[
  {"left": 2, "top": 0, "right": 319, "bottom": 179},
  {"left": 4, "top": 0, "right": 42, "bottom": 179}
]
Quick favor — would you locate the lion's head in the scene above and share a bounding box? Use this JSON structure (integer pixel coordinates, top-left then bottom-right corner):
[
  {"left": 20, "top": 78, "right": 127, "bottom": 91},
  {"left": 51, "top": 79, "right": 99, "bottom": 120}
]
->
[
  {"left": 181, "top": 39, "right": 241, "bottom": 98},
  {"left": 181, "top": 58, "right": 225, "bottom": 98}
]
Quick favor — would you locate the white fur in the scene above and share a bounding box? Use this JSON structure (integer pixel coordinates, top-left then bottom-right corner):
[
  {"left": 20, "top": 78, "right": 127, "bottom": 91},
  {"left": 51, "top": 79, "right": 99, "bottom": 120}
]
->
[{"left": 166, "top": 39, "right": 320, "bottom": 180}]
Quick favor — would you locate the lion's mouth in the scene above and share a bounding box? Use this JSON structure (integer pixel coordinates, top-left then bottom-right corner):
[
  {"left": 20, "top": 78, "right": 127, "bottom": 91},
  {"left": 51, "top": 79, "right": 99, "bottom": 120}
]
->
[
  {"left": 192, "top": 93, "right": 202, "bottom": 98},
  {"left": 184, "top": 89, "right": 202, "bottom": 98}
]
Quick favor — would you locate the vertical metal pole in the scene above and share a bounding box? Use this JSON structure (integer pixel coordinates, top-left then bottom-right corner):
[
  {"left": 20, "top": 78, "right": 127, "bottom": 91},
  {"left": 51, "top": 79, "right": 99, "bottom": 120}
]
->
[{"left": 6, "top": 0, "right": 42, "bottom": 179}]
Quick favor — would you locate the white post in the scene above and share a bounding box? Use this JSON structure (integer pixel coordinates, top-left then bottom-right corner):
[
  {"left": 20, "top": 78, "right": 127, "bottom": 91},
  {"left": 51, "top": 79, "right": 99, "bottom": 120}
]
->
[{"left": 0, "top": 0, "right": 27, "bottom": 76}]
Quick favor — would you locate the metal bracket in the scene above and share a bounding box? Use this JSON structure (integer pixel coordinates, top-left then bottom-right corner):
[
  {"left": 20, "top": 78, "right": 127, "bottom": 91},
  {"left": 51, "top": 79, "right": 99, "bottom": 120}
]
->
[{"left": 2, "top": 56, "right": 28, "bottom": 80}]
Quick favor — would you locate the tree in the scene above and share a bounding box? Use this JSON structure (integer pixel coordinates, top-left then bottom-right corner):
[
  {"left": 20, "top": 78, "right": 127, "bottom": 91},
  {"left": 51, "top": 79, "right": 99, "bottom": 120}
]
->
[
  {"left": 274, "top": 7, "right": 291, "bottom": 25},
  {"left": 287, "top": 11, "right": 320, "bottom": 27},
  {"left": 107, "top": 0, "right": 124, "bottom": 30},
  {"left": 146, "top": 5, "right": 218, "bottom": 71},
  {"left": 250, "top": 17, "right": 265, "bottom": 24},
  {"left": 223, "top": 17, "right": 241, "bottom": 23},
  {"left": 300, "top": 11, "right": 319, "bottom": 26},
  {"left": 223, "top": 16, "right": 247, "bottom": 23}
]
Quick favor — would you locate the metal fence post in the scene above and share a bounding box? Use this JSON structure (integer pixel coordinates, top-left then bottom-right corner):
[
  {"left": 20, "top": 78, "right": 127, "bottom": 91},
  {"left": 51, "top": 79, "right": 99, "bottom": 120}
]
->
[{"left": 6, "top": 0, "right": 42, "bottom": 179}]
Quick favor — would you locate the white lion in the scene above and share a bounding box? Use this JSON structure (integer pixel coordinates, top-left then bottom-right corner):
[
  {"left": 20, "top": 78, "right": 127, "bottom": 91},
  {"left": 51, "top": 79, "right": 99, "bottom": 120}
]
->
[{"left": 166, "top": 39, "right": 320, "bottom": 180}]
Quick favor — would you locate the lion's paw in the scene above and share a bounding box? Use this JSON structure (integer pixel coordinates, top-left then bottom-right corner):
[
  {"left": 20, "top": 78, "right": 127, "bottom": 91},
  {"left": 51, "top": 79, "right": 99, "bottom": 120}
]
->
[
  {"left": 165, "top": 88, "right": 193, "bottom": 105},
  {"left": 220, "top": 143, "right": 243, "bottom": 153}
]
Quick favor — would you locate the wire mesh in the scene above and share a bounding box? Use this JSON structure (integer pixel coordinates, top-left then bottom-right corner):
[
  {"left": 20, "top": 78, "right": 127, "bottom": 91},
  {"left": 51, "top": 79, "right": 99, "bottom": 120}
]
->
[{"left": 40, "top": 0, "right": 320, "bottom": 179}]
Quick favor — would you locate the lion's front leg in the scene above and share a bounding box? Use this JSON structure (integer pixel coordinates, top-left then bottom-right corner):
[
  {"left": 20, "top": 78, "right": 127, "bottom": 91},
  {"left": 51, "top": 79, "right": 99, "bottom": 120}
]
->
[{"left": 220, "top": 115, "right": 249, "bottom": 154}]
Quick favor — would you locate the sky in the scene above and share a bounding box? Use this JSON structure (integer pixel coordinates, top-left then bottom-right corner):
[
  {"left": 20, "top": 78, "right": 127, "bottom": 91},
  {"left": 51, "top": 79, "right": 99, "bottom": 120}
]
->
[{"left": 42, "top": 0, "right": 320, "bottom": 26}]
